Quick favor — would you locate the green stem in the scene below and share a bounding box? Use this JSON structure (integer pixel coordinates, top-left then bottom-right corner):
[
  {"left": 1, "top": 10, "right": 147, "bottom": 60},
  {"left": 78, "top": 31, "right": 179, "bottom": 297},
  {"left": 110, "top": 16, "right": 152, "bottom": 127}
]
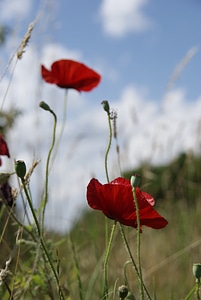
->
[
  {"left": 196, "top": 281, "right": 201, "bottom": 300},
  {"left": 184, "top": 286, "right": 197, "bottom": 300},
  {"left": 70, "top": 233, "right": 83, "bottom": 300},
  {"left": 119, "top": 224, "right": 152, "bottom": 300},
  {"left": 103, "top": 108, "right": 113, "bottom": 298},
  {"left": 104, "top": 111, "right": 112, "bottom": 183},
  {"left": 103, "top": 221, "right": 117, "bottom": 299},
  {"left": 21, "top": 179, "right": 65, "bottom": 300},
  {"left": 3, "top": 205, "right": 37, "bottom": 243},
  {"left": 132, "top": 187, "right": 144, "bottom": 300},
  {"left": 104, "top": 109, "right": 113, "bottom": 245},
  {"left": 41, "top": 108, "right": 57, "bottom": 233},
  {"left": 51, "top": 89, "right": 68, "bottom": 166}
]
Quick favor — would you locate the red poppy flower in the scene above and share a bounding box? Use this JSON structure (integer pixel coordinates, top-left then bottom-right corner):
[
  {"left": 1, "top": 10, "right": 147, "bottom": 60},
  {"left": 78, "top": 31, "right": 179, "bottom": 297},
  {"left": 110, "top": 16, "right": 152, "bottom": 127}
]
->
[
  {"left": 87, "top": 177, "right": 168, "bottom": 230},
  {"left": 41, "top": 59, "right": 101, "bottom": 91},
  {"left": 0, "top": 134, "right": 10, "bottom": 166}
]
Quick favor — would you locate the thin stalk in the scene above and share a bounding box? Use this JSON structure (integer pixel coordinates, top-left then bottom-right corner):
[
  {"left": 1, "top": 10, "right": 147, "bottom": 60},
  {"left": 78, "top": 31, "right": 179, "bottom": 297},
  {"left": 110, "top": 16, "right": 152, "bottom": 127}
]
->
[
  {"left": 103, "top": 221, "right": 117, "bottom": 300},
  {"left": 102, "top": 106, "right": 113, "bottom": 298},
  {"left": 184, "top": 286, "right": 197, "bottom": 300},
  {"left": 70, "top": 233, "right": 83, "bottom": 300},
  {"left": 21, "top": 179, "right": 65, "bottom": 300},
  {"left": 4, "top": 280, "right": 13, "bottom": 299},
  {"left": 104, "top": 111, "right": 112, "bottom": 183},
  {"left": 119, "top": 223, "right": 152, "bottom": 300},
  {"left": 132, "top": 187, "right": 144, "bottom": 300},
  {"left": 41, "top": 108, "right": 57, "bottom": 233},
  {"left": 195, "top": 281, "right": 201, "bottom": 300},
  {"left": 51, "top": 89, "right": 68, "bottom": 165},
  {"left": 104, "top": 109, "right": 113, "bottom": 246},
  {"left": 3, "top": 205, "right": 37, "bottom": 243}
]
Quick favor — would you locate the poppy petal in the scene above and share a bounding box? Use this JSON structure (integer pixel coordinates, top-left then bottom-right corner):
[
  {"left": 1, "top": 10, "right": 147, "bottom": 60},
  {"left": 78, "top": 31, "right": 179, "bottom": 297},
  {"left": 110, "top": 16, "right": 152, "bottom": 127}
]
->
[
  {"left": 86, "top": 177, "right": 168, "bottom": 231},
  {"left": 41, "top": 65, "right": 57, "bottom": 84},
  {"left": 41, "top": 59, "right": 101, "bottom": 92},
  {"left": 0, "top": 134, "right": 10, "bottom": 158},
  {"left": 87, "top": 178, "right": 104, "bottom": 211}
]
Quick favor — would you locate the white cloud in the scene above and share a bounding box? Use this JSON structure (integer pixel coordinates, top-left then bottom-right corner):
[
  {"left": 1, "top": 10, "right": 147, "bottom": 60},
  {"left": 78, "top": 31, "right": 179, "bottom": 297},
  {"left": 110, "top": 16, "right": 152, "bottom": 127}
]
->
[
  {"left": 40, "top": 43, "right": 82, "bottom": 67},
  {"left": 99, "top": 0, "right": 151, "bottom": 37},
  {"left": 113, "top": 86, "right": 201, "bottom": 170}
]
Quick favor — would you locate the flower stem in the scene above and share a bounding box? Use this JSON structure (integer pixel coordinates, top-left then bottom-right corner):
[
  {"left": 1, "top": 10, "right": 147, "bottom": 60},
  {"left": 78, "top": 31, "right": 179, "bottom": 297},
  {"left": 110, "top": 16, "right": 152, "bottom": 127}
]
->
[
  {"left": 41, "top": 108, "right": 57, "bottom": 233},
  {"left": 132, "top": 187, "right": 144, "bottom": 300},
  {"left": 184, "top": 286, "right": 197, "bottom": 300},
  {"left": 195, "top": 281, "right": 201, "bottom": 299},
  {"left": 70, "top": 233, "right": 83, "bottom": 300},
  {"left": 103, "top": 106, "right": 113, "bottom": 298},
  {"left": 104, "top": 110, "right": 112, "bottom": 183},
  {"left": 51, "top": 89, "right": 68, "bottom": 165},
  {"left": 103, "top": 221, "right": 117, "bottom": 299},
  {"left": 21, "top": 178, "right": 65, "bottom": 300},
  {"left": 119, "top": 223, "right": 152, "bottom": 300}
]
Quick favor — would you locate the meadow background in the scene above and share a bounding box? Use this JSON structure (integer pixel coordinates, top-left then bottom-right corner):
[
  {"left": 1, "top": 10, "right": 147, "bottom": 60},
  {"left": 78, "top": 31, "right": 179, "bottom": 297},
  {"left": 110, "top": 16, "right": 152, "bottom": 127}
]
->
[{"left": 0, "top": 0, "right": 201, "bottom": 299}]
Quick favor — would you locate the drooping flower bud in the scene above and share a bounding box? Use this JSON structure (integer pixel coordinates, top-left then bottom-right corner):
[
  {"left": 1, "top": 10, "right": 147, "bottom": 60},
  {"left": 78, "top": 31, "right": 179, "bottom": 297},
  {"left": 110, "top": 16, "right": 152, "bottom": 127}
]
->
[
  {"left": 101, "top": 100, "right": 110, "bottom": 114},
  {"left": 118, "top": 285, "right": 128, "bottom": 299},
  {"left": 193, "top": 263, "right": 201, "bottom": 282},
  {"left": 39, "top": 101, "right": 51, "bottom": 111},
  {"left": 15, "top": 160, "right": 26, "bottom": 180},
  {"left": 130, "top": 174, "right": 141, "bottom": 188}
]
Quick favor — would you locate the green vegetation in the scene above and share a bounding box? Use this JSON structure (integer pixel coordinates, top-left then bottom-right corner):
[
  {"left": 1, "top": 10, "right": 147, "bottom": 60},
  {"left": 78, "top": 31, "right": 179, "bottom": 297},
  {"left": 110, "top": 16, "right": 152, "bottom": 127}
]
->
[{"left": 1, "top": 152, "right": 201, "bottom": 299}]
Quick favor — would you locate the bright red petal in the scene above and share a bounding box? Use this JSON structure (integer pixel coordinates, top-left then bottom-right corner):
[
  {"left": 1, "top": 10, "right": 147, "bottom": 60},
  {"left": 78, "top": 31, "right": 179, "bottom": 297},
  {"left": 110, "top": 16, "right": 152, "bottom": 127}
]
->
[
  {"left": 110, "top": 177, "right": 131, "bottom": 187},
  {"left": 41, "top": 59, "right": 101, "bottom": 92},
  {"left": 136, "top": 188, "right": 155, "bottom": 207},
  {"left": 87, "top": 178, "right": 136, "bottom": 223},
  {"left": 86, "top": 177, "right": 168, "bottom": 230},
  {"left": 87, "top": 178, "right": 104, "bottom": 211},
  {"left": 41, "top": 65, "right": 57, "bottom": 85},
  {"left": 138, "top": 205, "right": 168, "bottom": 229},
  {"left": 128, "top": 187, "right": 167, "bottom": 229},
  {"left": 0, "top": 134, "right": 10, "bottom": 159}
]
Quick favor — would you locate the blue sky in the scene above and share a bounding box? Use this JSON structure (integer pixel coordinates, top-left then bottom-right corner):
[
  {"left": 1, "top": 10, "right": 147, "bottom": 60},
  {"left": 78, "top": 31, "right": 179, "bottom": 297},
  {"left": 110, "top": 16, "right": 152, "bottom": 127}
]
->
[
  {"left": 0, "top": 0, "right": 201, "bottom": 231},
  {"left": 54, "top": 0, "right": 201, "bottom": 100}
]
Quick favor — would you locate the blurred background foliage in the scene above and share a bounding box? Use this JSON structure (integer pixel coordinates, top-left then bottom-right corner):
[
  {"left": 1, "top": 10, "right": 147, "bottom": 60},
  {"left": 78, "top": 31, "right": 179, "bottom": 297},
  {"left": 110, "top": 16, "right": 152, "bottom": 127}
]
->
[{"left": 0, "top": 25, "right": 10, "bottom": 46}]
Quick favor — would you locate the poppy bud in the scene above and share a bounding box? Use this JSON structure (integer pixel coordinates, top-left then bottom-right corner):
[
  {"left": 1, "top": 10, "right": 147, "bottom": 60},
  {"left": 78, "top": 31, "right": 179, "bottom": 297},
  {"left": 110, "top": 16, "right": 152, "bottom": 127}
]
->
[
  {"left": 39, "top": 101, "right": 51, "bottom": 111},
  {"left": 130, "top": 174, "right": 141, "bottom": 188},
  {"left": 15, "top": 160, "right": 26, "bottom": 180},
  {"left": 118, "top": 285, "right": 128, "bottom": 299},
  {"left": 193, "top": 263, "right": 201, "bottom": 282},
  {"left": 101, "top": 100, "right": 110, "bottom": 114}
]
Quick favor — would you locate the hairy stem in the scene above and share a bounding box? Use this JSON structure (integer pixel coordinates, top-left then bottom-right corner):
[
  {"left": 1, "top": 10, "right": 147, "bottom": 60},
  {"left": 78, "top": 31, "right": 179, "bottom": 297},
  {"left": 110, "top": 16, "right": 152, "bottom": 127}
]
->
[
  {"left": 132, "top": 187, "right": 144, "bottom": 300},
  {"left": 119, "top": 223, "right": 152, "bottom": 300},
  {"left": 103, "top": 221, "right": 117, "bottom": 299},
  {"left": 41, "top": 108, "right": 57, "bottom": 233},
  {"left": 21, "top": 179, "right": 65, "bottom": 300}
]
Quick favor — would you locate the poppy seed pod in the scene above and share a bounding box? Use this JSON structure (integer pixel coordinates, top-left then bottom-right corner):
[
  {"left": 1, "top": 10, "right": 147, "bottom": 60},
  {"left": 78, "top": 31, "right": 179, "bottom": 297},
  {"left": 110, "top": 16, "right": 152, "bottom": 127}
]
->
[
  {"left": 101, "top": 100, "right": 110, "bottom": 114},
  {"left": 118, "top": 285, "right": 128, "bottom": 299},
  {"left": 15, "top": 160, "right": 26, "bottom": 180},
  {"left": 130, "top": 174, "right": 141, "bottom": 188},
  {"left": 193, "top": 263, "right": 201, "bottom": 282}
]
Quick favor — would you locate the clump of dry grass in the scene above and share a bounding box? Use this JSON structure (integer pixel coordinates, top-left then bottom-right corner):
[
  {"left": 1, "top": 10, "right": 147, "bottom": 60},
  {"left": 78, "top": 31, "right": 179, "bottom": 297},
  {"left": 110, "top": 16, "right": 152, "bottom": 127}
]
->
[{"left": 17, "top": 22, "right": 35, "bottom": 60}]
